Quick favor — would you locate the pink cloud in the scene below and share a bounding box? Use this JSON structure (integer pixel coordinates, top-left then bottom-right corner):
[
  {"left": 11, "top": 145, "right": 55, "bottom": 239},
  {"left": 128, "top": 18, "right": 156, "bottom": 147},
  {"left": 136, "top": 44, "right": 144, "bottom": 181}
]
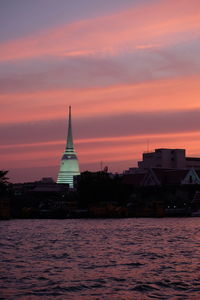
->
[
  {"left": 0, "top": 0, "right": 199, "bottom": 62},
  {"left": 1, "top": 0, "right": 200, "bottom": 182},
  {"left": 1, "top": 75, "right": 200, "bottom": 124},
  {"left": 2, "top": 130, "right": 200, "bottom": 176}
]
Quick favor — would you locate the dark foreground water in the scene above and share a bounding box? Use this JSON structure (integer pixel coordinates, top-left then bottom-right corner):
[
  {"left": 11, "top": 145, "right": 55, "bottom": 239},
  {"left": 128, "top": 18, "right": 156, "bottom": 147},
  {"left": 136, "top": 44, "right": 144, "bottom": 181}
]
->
[{"left": 0, "top": 218, "right": 200, "bottom": 300}]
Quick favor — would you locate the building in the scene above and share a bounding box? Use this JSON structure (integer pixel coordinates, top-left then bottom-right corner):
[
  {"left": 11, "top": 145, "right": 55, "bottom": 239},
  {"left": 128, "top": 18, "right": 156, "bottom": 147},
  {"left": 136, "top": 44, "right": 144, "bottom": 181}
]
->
[
  {"left": 138, "top": 148, "right": 200, "bottom": 170},
  {"left": 57, "top": 106, "right": 80, "bottom": 188},
  {"left": 122, "top": 167, "right": 200, "bottom": 188},
  {"left": 13, "top": 178, "right": 67, "bottom": 196}
]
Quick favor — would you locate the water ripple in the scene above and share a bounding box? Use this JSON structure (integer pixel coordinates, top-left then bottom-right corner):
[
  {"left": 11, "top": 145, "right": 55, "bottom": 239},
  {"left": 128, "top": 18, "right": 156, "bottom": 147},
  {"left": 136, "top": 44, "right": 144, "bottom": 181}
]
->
[{"left": 1, "top": 218, "right": 200, "bottom": 299}]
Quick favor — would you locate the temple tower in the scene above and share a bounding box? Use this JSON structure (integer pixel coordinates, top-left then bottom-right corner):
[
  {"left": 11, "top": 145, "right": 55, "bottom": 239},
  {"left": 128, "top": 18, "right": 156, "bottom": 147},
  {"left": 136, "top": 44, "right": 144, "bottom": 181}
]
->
[{"left": 57, "top": 106, "right": 80, "bottom": 188}]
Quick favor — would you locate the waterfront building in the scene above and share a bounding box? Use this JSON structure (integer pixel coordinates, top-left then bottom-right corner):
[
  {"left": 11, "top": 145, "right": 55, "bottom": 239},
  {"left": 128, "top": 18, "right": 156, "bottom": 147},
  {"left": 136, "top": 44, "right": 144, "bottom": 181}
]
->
[
  {"left": 138, "top": 148, "right": 200, "bottom": 170},
  {"left": 123, "top": 168, "right": 200, "bottom": 188},
  {"left": 57, "top": 106, "right": 80, "bottom": 188}
]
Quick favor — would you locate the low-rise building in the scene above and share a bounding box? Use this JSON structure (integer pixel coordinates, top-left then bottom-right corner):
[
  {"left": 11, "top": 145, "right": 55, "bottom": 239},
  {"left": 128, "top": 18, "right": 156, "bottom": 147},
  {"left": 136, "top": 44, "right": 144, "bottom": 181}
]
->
[{"left": 138, "top": 148, "right": 200, "bottom": 170}]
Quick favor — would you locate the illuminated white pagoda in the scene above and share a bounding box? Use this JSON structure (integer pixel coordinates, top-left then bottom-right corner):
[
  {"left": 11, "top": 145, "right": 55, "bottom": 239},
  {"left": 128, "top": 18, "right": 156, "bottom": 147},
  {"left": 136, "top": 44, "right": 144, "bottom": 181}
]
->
[{"left": 57, "top": 106, "right": 80, "bottom": 188}]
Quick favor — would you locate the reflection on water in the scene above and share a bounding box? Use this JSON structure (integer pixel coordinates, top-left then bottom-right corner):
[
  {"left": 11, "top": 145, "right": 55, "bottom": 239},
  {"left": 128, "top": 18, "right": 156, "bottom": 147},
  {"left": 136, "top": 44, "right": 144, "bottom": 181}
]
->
[{"left": 0, "top": 218, "right": 200, "bottom": 299}]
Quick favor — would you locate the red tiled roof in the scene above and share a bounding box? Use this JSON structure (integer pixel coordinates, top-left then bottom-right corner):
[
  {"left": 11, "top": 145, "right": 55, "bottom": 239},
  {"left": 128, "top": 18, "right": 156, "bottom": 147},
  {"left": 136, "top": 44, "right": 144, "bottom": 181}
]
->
[
  {"left": 145, "top": 168, "right": 189, "bottom": 185},
  {"left": 165, "top": 169, "right": 188, "bottom": 185}
]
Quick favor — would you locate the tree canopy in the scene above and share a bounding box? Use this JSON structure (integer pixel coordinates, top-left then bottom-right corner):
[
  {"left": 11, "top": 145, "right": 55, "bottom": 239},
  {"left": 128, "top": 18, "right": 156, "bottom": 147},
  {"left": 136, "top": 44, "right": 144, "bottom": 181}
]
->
[
  {"left": 0, "top": 170, "right": 9, "bottom": 184},
  {"left": 0, "top": 170, "right": 9, "bottom": 195}
]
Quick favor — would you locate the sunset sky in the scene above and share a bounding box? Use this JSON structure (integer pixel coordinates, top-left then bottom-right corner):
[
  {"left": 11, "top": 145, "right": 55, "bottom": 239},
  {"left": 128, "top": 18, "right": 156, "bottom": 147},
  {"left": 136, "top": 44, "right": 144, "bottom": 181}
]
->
[{"left": 1, "top": 0, "right": 200, "bottom": 182}]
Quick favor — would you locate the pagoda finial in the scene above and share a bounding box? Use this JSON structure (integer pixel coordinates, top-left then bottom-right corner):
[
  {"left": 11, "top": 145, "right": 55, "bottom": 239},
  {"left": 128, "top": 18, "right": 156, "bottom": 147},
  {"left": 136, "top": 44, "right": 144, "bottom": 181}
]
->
[{"left": 66, "top": 105, "right": 74, "bottom": 150}]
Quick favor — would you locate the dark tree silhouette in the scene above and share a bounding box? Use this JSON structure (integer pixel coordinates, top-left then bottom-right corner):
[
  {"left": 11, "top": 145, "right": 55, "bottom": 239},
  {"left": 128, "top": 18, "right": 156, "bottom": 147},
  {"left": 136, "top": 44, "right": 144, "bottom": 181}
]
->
[
  {"left": 0, "top": 170, "right": 9, "bottom": 195},
  {"left": 0, "top": 170, "right": 9, "bottom": 184}
]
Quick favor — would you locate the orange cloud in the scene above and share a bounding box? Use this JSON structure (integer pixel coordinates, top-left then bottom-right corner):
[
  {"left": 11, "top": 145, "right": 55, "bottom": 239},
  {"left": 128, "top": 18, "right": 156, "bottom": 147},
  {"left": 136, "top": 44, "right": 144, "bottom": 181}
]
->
[
  {"left": 0, "top": 0, "right": 199, "bottom": 61},
  {"left": 2, "top": 130, "right": 200, "bottom": 171},
  {"left": 1, "top": 130, "right": 200, "bottom": 150},
  {"left": 1, "top": 75, "right": 200, "bottom": 124}
]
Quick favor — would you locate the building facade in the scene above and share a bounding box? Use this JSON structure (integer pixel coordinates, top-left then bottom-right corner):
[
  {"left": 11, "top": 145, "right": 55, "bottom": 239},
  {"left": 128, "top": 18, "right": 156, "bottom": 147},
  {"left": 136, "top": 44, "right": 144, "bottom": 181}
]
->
[
  {"left": 57, "top": 106, "right": 80, "bottom": 188},
  {"left": 138, "top": 148, "right": 200, "bottom": 170}
]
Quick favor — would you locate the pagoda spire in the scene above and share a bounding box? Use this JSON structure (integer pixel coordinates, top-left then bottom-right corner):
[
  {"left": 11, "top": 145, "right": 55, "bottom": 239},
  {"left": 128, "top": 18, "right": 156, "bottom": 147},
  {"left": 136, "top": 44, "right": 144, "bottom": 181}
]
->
[
  {"left": 66, "top": 106, "right": 74, "bottom": 151},
  {"left": 57, "top": 105, "right": 80, "bottom": 188}
]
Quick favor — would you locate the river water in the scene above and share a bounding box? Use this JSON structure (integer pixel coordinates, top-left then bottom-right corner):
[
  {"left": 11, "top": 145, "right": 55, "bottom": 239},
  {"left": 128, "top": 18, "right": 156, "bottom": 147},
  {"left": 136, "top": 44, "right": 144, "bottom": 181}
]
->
[{"left": 0, "top": 218, "right": 200, "bottom": 299}]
